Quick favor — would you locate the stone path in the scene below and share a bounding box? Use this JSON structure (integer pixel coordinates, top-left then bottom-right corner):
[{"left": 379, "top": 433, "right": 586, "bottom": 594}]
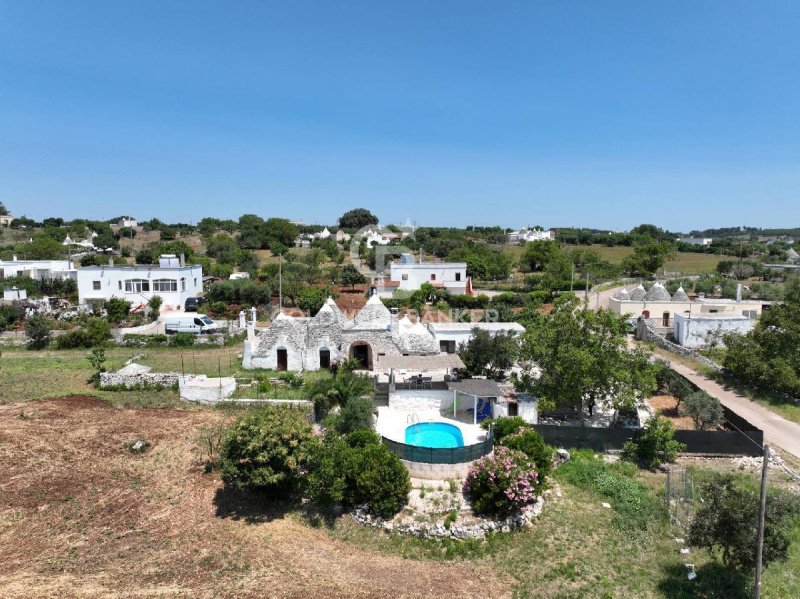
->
[{"left": 663, "top": 358, "right": 800, "bottom": 460}]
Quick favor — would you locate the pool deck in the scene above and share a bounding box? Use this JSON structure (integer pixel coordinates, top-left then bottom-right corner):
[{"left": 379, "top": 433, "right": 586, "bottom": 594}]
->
[{"left": 376, "top": 406, "right": 487, "bottom": 447}]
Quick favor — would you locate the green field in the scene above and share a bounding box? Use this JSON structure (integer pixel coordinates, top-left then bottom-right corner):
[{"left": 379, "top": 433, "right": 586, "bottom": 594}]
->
[
  {"left": 0, "top": 345, "right": 246, "bottom": 407},
  {"left": 505, "top": 243, "right": 722, "bottom": 275}
]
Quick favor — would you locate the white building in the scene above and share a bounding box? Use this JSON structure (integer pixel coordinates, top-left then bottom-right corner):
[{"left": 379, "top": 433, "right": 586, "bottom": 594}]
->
[
  {"left": 0, "top": 257, "right": 75, "bottom": 280},
  {"left": 76, "top": 255, "right": 202, "bottom": 310},
  {"left": 119, "top": 217, "right": 138, "bottom": 228},
  {"left": 314, "top": 227, "right": 332, "bottom": 240},
  {"left": 3, "top": 287, "right": 27, "bottom": 301},
  {"left": 0, "top": 214, "right": 13, "bottom": 227},
  {"left": 672, "top": 312, "right": 754, "bottom": 349},
  {"left": 507, "top": 228, "right": 554, "bottom": 243},
  {"left": 426, "top": 322, "right": 526, "bottom": 354},
  {"left": 389, "top": 253, "right": 469, "bottom": 294},
  {"left": 677, "top": 237, "right": 713, "bottom": 246}
]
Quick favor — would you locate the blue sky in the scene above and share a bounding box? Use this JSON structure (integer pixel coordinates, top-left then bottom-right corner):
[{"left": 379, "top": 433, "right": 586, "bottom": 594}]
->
[{"left": 1, "top": 1, "right": 798, "bottom": 231}]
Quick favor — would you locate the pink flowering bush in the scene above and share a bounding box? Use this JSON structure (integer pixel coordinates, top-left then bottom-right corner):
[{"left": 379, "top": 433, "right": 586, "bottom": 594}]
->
[{"left": 463, "top": 446, "right": 540, "bottom": 518}]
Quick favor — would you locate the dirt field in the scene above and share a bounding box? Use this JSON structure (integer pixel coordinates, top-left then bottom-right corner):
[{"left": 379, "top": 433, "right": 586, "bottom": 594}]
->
[{"left": 0, "top": 397, "right": 510, "bottom": 599}]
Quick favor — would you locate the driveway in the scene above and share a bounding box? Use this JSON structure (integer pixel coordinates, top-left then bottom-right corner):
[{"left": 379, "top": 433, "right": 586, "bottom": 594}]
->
[{"left": 662, "top": 357, "right": 800, "bottom": 460}]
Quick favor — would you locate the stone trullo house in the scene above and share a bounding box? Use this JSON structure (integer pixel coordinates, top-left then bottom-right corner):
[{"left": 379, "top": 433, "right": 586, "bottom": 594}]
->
[{"left": 242, "top": 295, "right": 440, "bottom": 371}]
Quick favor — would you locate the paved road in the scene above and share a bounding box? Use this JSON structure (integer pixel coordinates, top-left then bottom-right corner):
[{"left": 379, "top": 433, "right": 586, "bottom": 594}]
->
[{"left": 662, "top": 357, "right": 800, "bottom": 460}]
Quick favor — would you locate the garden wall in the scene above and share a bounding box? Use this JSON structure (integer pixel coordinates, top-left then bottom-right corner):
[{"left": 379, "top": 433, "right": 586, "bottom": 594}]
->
[{"left": 530, "top": 424, "right": 763, "bottom": 457}]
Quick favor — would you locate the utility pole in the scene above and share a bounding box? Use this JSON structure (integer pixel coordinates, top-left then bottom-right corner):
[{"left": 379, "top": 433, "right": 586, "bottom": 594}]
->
[
  {"left": 570, "top": 261, "right": 575, "bottom": 292},
  {"left": 754, "top": 443, "right": 770, "bottom": 599},
  {"left": 278, "top": 252, "right": 283, "bottom": 314}
]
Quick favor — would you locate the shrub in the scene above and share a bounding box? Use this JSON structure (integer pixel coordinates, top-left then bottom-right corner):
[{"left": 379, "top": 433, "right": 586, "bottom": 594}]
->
[
  {"left": 334, "top": 396, "right": 375, "bottom": 434},
  {"left": 463, "top": 446, "right": 540, "bottom": 518},
  {"left": 148, "top": 295, "right": 163, "bottom": 318},
  {"left": 25, "top": 314, "right": 52, "bottom": 349},
  {"left": 500, "top": 427, "right": 554, "bottom": 483},
  {"left": 105, "top": 298, "right": 131, "bottom": 323},
  {"left": 482, "top": 416, "right": 528, "bottom": 442},
  {"left": 54, "top": 317, "right": 112, "bottom": 349},
  {"left": 219, "top": 406, "right": 314, "bottom": 497},
  {"left": 689, "top": 473, "right": 800, "bottom": 574},
  {"left": 682, "top": 390, "right": 724, "bottom": 430},
  {"left": 0, "top": 305, "right": 22, "bottom": 331},
  {"left": 623, "top": 416, "right": 685, "bottom": 470},
  {"left": 169, "top": 332, "right": 196, "bottom": 347},
  {"left": 305, "top": 431, "right": 410, "bottom": 518}
]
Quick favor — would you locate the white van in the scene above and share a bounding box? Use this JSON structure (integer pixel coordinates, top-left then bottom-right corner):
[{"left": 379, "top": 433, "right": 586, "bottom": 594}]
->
[{"left": 164, "top": 314, "right": 219, "bottom": 335}]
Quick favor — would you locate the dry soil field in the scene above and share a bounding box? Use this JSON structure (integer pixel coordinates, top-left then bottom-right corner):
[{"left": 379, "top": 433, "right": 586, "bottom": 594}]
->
[{"left": 0, "top": 396, "right": 509, "bottom": 599}]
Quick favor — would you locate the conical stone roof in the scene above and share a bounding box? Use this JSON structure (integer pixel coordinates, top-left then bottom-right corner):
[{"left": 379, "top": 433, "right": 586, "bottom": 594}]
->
[
  {"left": 644, "top": 282, "right": 672, "bottom": 302},
  {"left": 629, "top": 284, "right": 646, "bottom": 301},
  {"left": 672, "top": 286, "right": 690, "bottom": 302}
]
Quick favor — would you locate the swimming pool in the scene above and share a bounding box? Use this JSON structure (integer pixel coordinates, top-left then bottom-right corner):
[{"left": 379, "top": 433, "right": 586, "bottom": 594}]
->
[{"left": 405, "top": 422, "right": 465, "bottom": 448}]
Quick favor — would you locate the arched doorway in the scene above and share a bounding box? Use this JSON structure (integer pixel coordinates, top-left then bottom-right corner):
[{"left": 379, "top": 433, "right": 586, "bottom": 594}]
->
[{"left": 349, "top": 342, "right": 372, "bottom": 370}]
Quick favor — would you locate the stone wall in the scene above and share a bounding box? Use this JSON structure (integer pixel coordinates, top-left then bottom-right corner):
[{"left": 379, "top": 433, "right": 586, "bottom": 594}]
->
[
  {"left": 636, "top": 318, "right": 722, "bottom": 371},
  {"left": 351, "top": 497, "right": 543, "bottom": 541},
  {"left": 100, "top": 371, "right": 180, "bottom": 388}
]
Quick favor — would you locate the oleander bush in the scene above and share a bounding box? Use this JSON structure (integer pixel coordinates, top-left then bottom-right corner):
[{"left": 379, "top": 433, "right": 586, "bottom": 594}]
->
[{"left": 463, "top": 446, "right": 540, "bottom": 518}]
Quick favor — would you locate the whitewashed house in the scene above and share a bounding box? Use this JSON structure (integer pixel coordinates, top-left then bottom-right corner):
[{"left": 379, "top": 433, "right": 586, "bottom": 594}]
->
[
  {"left": 426, "top": 322, "right": 526, "bottom": 354},
  {"left": 389, "top": 253, "right": 469, "bottom": 294},
  {"left": 76, "top": 254, "right": 202, "bottom": 310},
  {"left": 507, "top": 228, "right": 554, "bottom": 243},
  {"left": 0, "top": 257, "right": 76, "bottom": 280}
]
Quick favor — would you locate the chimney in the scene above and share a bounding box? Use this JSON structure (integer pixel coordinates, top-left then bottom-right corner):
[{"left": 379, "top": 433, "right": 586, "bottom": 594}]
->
[
  {"left": 12, "top": 254, "right": 17, "bottom": 261},
  {"left": 419, "top": 248, "right": 424, "bottom": 264},
  {"left": 108, "top": 257, "right": 114, "bottom": 267},
  {"left": 736, "top": 283, "right": 742, "bottom": 302},
  {"left": 180, "top": 253, "right": 186, "bottom": 267},
  {"left": 390, "top": 307, "right": 399, "bottom": 335}
]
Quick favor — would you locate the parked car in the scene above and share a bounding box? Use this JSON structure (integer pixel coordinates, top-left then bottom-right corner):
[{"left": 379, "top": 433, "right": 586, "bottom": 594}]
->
[
  {"left": 184, "top": 297, "right": 204, "bottom": 312},
  {"left": 165, "top": 314, "right": 218, "bottom": 335}
]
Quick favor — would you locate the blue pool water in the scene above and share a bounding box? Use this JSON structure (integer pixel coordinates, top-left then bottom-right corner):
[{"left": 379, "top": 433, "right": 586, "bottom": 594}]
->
[{"left": 405, "top": 422, "right": 465, "bottom": 448}]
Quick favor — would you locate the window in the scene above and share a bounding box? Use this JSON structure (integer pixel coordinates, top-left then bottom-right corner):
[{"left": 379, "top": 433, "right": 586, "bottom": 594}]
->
[
  {"left": 662, "top": 312, "right": 670, "bottom": 327},
  {"left": 152, "top": 279, "right": 177, "bottom": 292},
  {"left": 440, "top": 340, "right": 456, "bottom": 354},
  {"left": 743, "top": 310, "right": 757, "bottom": 319},
  {"left": 118, "top": 281, "right": 122, "bottom": 290},
  {"left": 430, "top": 274, "right": 436, "bottom": 281},
  {"left": 401, "top": 274, "right": 408, "bottom": 281},
  {"left": 180, "top": 278, "right": 186, "bottom": 291},
  {"left": 193, "top": 318, "right": 204, "bottom": 326},
  {"left": 124, "top": 279, "right": 150, "bottom": 293},
  {"left": 92, "top": 281, "right": 101, "bottom": 291},
  {"left": 455, "top": 272, "right": 461, "bottom": 281}
]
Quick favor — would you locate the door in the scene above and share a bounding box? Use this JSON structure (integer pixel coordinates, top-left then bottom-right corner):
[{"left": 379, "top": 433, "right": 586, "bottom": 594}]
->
[
  {"left": 351, "top": 344, "right": 370, "bottom": 369},
  {"left": 319, "top": 349, "right": 331, "bottom": 369},
  {"left": 277, "top": 349, "right": 288, "bottom": 371}
]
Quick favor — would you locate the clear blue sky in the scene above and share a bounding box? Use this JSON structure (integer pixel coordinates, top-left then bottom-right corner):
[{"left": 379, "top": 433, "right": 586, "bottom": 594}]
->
[{"left": 1, "top": 1, "right": 798, "bottom": 231}]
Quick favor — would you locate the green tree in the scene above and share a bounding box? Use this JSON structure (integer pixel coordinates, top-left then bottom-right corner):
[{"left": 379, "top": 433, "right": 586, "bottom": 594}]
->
[
  {"left": 219, "top": 406, "right": 314, "bottom": 497},
  {"left": 0, "top": 201, "right": 8, "bottom": 216},
  {"left": 622, "top": 416, "right": 685, "bottom": 469},
  {"left": 338, "top": 208, "right": 378, "bottom": 230},
  {"left": 682, "top": 390, "right": 724, "bottom": 430},
  {"left": 519, "top": 240, "right": 561, "bottom": 272},
  {"left": 340, "top": 264, "right": 367, "bottom": 289},
  {"left": 723, "top": 276, "right": 800, "bottom": 397},
  {"left": 518, "top": 295, "right": 657, "bottom": 416},
  {"left": 263, "top": 218, "right": 299, "bottom": 248},
  {"left": 621, "top": 241, "right": 677, "bottom": 277},
  {"left": 25, "top": 314, "right": 52, "bottom": 350},
  {"left": 297, "top": 287, "right": 329, "bottom": 316},
  {"left": 148, "top": 294, "right": 163, "bottom": 319},
  {"left": 688, "top": 474, "right": 800, "bottom": 574},
  {"left": 458, "top": 328, "right": 518, "bottom": 380}
]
